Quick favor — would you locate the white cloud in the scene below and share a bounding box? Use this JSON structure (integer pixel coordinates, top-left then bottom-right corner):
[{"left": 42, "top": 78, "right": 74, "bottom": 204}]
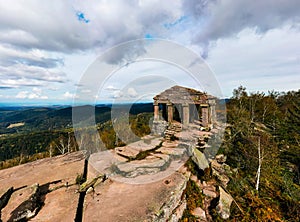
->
[
  {"left": 105, "top": 85, "right": 119, "bottom": 91},
  {"left": 16, "top": 91, "right": 29, "bottom": 99},
  {"left": 81, "top": 89, "right": 92, "bottom": 93},
  {"left": 207, "top": 26, "right": 300, "bottom": 96},
  {"left": 32, "top": 87, "right": 42, "bottom": 95},
  {"left": 113, "top": 90, "right": 122, "bottom": 98},
  {"left": 63, "top": 91, "right": 77, "bottom": 99},
  {"left": 127, "top": 87, "right": 138, "bottom": 98},
  {"left": 15, "top": 88, "right": 48, "bottom": 100}
]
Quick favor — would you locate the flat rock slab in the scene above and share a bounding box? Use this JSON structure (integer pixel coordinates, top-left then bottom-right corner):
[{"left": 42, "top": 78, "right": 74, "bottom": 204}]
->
[
  {"left": 174, "top": 131, "right": 197, "bottom": 142},
  {"left": 162, "top": 141, "right": 179, "bottom": 148},
  {"left": 115, "top": 146, "right": 140, "bottom": 159},
  {"left": 88, "top": 151, "right": 187, "bottom": 185},
  {"left": 83, "top": 172, "right": 187, "bottom": 222},
  {"left": 115, "top": 137, "right": 162, "bottom": 159},
  {"left": 157, "top": 147, "right": 186, "bottom": 157},
  {"left": 191, "top": 130, "right": 212, "bottom": 137},
  {"left": 30, "top": 185, "right": 79, "bottom": 222},
  {"left": 1, "top": 185, "right": 37, "bottom": 222},
  {"left": 0, "top": 152, "right": 85, "bottom": 192},
  {"left": 116, "top": 154, "right": 170, "bottom": 178},
  {"left": 0, "top": 152, "right": 85, "bottom": 221}
]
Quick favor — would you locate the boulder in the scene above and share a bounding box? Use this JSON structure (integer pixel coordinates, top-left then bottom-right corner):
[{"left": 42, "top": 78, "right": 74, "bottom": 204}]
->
[
  {"left": 203, "top": 188, "right": 217, "bottom": 198},
  {"left": 192, "top": 148, "right": 209, "bottom": 170},
  {"left": 216, "top": 154, "right": 227, "bottom": 163},
  {"left": 212, "top": 170, "right": 230, "bottom": 187},
  {"left": 211, "top": 159, "right": 225, "bottom": 174},
  {"left": 191, "top": 207, "right": 207, "bottom": 221},
  {"left": 216, "top": 186, "right": 233, "bottom": 219}
]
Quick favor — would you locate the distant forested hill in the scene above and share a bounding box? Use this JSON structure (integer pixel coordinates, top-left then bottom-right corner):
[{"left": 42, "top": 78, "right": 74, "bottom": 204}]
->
[
  {"left": 0, "top": 103, "right": 153, "bottom": 168},
  {"left": 0, "top": 103, "right": 153, "bottom": 134}
]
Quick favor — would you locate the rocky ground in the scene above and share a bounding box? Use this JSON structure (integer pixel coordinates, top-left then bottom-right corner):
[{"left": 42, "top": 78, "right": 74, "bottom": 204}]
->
[{"left": 0, "top": 121, "right": 233, "bottom": 221}]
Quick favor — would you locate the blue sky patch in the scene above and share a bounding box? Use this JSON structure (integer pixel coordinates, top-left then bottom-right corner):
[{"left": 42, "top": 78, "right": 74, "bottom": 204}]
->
[
  {"left": 164, "top": 16, "right": 187, "bottom": 29},
  {"left": 144, "top": 33, "right": 154, "bottom": 39},
  {"left": 76, "top": 11, "right": 90, "bottom": 23}
]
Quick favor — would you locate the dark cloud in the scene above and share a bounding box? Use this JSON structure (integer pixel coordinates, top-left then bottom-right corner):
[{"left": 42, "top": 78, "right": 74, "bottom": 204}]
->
[{"left": 0, "top": 86, "right": 14, "bottom": 89}]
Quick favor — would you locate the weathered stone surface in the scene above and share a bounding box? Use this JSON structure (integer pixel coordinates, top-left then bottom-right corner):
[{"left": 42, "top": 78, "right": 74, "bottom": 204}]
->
[
  {"left": 0, "top": 152, "right": 85, "bottom": 191},
  {"left": 0, "top": 187, "right": 13, "bottom": 213},
  {"left": 116, "top": 154, "right": 170, "bottom": 178},
  {"left": 31, "top": 184, "right": 79, "bottom": 222},
  {"left": 212, "top": 169, "right": 230, "bottom": 187},
  {"left": 210, "top": 158, "right": 231, "bottom": 187},
  {"left": 174, "top": 131, "right": 197, "bottom": 143},
  {"left": 203, "top": 188, "right": 217, "bottom": 198},
  {"left": 153, "top": 85, "right": 210, "bottom": 105},
  {"left": 157, "top": 147, "right": 186, "bottom": 157},
  {"left": 211, "top": 159, "right": 225, "bottom": 174},
  {"left": 192, "top": 207, "right": 207, "bottom": 221},
  {"left": 7, "top": 183, "right": 41, "bottom": 222},
  {"left": 115, "top": 137, "right": 162, "bottom": 159},
  {"left": 169, "top": 199, "right": 187, "bottom": 222},
  {"left": 1, "top": 186, "right": 36, "bottom": 222},
  {"left": 152, "top": 120, "right": 168, "bottom": 136},
  {"left": 0, "top": 152, "right": 85, "bottom": 221},
  {"left": 216, "top": 186, "right": 233, "bottom": 220},
  {"left": 216, "top": 154, "right": 227, "bottom": 163},
  {"left": 154, "top": 173, "right": 188, "bottom": 222},
  {"left": 115, "top": 146, "right": 140, "bottom": 159},
  {"left": 162, "top": 141, "right": 179, "bottom": 148},
  {"left": 191, "top": 130, "right": 212, "bottom": 138},
  {"left": 191, "top": 148, "right": 209, "bottom": 170},
  {"left": 83, "top": 172, "right": 187, "bottom": 222}
]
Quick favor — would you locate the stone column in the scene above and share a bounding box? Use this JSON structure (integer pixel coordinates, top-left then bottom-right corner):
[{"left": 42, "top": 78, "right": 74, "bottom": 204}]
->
[
  {"left": 167, "top": 103, "right": 173, "bottom": 123},
  {"left": 201, "top": 105, "right": 209, "bottom": 127},
  {"left": 182, "top": 104, "right": 189, "bottom": 125},
  {"left": 154, "top": 102, "right": 159, "bottom": 121},
  {"left": 208, "top": 99, "right": 216, "bottom": 125}
]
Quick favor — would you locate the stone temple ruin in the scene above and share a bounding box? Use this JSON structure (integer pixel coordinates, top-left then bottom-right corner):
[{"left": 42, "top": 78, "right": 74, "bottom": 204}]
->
[
  {"left": 152, "top": 85, "right": 217, "bottom": 137},
  {"left": 153, "top": 85, "right": 216, "bottom": 127}
]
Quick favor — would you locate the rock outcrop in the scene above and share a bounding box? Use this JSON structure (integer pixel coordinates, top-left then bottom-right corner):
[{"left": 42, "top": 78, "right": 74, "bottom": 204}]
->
[
  {"left": 216, "top": 186, "right": 234, "bottom": 219},
  {"left": 0, "top": 152, "right": 85, "bottom": 221},
  {"left": 0, "top": 121, "right": 232, "bottom": 221}
]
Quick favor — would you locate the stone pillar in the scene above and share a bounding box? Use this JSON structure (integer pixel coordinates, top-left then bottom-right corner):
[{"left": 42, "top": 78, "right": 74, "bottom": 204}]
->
[
  {"left": 208, "top": 99, "right": 216, "bottom": 125},
  {"left": 201, "top": 105, "right": 209, "bottom": 127},
  {"left": 154, "top": 103, "right": 159, "bottom": 121},
  {"left": 182, "top": 104, "right": 189, "bottom": 125},
  {"left": 167, "top": 103, "right": 173, "bottom": 123}
]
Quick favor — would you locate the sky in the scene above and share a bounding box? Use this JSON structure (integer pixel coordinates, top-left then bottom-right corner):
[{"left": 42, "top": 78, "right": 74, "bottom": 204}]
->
[{"left": 0, "top": 0, "right": 299, "bottom": 105}]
